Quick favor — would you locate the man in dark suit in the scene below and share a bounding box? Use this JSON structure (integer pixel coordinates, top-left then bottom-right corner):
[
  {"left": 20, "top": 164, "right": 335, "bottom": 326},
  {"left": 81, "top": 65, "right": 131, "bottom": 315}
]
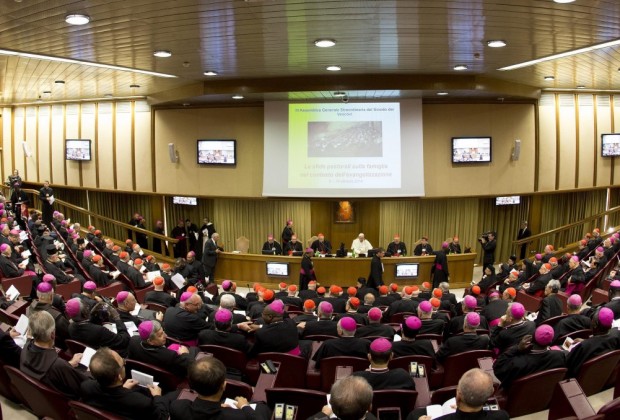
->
[
  {"left": 312, "top": 317, "right": 370, "bottom": 368},
  {"left": 198, "top": 309, "right": 250, "bottom": 353},
  {"left": 437, "top": 312, "right": 490, "bottom": 362},
  {"left": 163, "top": 292, "right": 208, "bottom": 345},
  {"left": 81, "top": 347, "right": 175, "bottom": 420},
  {"left": 517, "top": 221, "right": 531, "bottom": 260},
  {"left": 352, "top": 338, "right": 415, "bottom": 390},
  {"left": 535, "top": 280, "right": 563, "bottom": 326},
  {"left": 201, "top": 232, "right": 221, "bottom": 282},
  {"left": 169, "top": 357, "right": 271, "bottom": 420},
  {"left": 300, "top": 301, "right": 339, "bottom": 338},
  {"left": 480, "top": 232, "right": 497, "bottom": 268},
  {"left": 145, "top": 277, "right": 178, "bottom": 308},
  {"left": 247, "top": 300, "right": 304, "bottom": 358},
  {"left": 367, "top": 248, "right": 385, "bottom": 289}
]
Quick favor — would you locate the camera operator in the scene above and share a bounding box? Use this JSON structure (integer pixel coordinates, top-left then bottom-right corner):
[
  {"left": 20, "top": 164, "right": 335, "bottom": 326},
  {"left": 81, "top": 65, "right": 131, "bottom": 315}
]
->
[{"left": 479, "top": 232, "right": 496, "bottom": 268}]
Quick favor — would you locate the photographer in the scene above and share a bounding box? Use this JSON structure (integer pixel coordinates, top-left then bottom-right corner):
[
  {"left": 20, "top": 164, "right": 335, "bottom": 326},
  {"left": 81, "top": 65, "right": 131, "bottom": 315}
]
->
[{"left": 478, "top": 232, "right": 496, "bottom": 268}]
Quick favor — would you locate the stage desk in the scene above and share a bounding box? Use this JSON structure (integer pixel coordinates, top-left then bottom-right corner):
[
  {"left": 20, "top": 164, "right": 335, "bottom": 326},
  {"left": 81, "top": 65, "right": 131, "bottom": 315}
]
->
[{"left": 216, "top": 252, "right": 476, "bottom": 289}]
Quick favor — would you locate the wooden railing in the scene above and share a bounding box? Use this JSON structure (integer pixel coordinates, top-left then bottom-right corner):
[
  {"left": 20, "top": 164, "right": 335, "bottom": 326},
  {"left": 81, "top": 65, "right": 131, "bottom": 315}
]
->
[
  {"left": 512, "top": 205, "right": 620, "bottom": 258},
  {"left": 2, "top": 186, "right": 177, "bottom": 263}
]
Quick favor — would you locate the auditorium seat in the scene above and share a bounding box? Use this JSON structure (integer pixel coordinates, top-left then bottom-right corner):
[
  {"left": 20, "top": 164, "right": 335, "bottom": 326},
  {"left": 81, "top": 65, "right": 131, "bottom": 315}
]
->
[
  {"left": 591, "top": 288, "right": 609, "bottom": 306},
  {"left": 430, "top": 385, "right": 457, "bottom": 405},
  {"left": 0, "top": 308, "right": 19, "bottom": 325},
  {"left": 515, "top": 290, "right": 542, "bottom": 313},
  {"left": 1, "top": 275, "right": 33, "bottom": 298},
  {"left": 556, "top": 291, "right": 569, "bottom": 313},
  {"left": 416, "top": 333, "right": 443, "bottom": 345},
  {"left": 556, "top": 329, "right": 592, "bottom": 345},
  {"left": 65, "top": 339, "right": 88, "bottom": 357},
  {"left": 388, "top": 355, "right": 433, "bottom": 375},
  {"left": 222, "top": 378, "right": 253, "bottom": 401},
  {"left": 257, "top": 352, "right": 308, "bottom": 388},
  {"left": 96, "top": 282, "right": 124, "bottom": 299},
  {"left": 548, "top": 379, "right": 597, "bottom": 420},
  {"left": 266, "top": 388, "right": 328, "bottom": 420},
  {"left": 55, "top": 279, "right": 82, "bottom": 301},
  {"left": 389, "top": 312, "right": 416, "bottom": 324},
  {"left": 69, "top": 401, "right": 124, "bottom": 420},
  {"left": 199, "top": 345, "right": 248, "bottom": 380},
  {"left": 4, "top": 365, "right": 74, "bottom": 420},
  {"left": 440, "top": 350, "right": 494, "bottom": 388},
  {"left": 0, "top": 356, "right": 26, "bottom": 406},
  {"left": 371, "top": 389, "right": 418, "bottom": 418},
  {"left": 541, "top": 314, "right": 569, "bottom": 328},
  {"left": 144, "top": 302, "right": 168, "bottom": 313},
  {"left": 319, "top": 356, "right": 369, "bottom": 392},
  {"left": 495, "top": 367, "right": 568, "bottom": 418},
  {"left": 125, "top": 358, "right": 187, "bottom": 393},
  {"left": 595, "top": 396, "right": 620, "bottom": 419},
  {"left": 304, "top": 334, "right": 338, "bottom": 341},
  {"left": 133, "top": 284, "right": 155, "bottom": 303},
  {"left": 575, "top": 349, "right": 620, "bottom": 396}
]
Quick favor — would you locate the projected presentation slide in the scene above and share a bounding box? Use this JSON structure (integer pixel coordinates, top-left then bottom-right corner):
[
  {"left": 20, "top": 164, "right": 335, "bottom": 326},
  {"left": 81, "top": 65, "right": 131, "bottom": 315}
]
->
[
  {"left": 288, "top": 103, "right": 401, "bottom": 189},
  {"left": 263, "top": 100, "right": 425, "bottom": 198}
]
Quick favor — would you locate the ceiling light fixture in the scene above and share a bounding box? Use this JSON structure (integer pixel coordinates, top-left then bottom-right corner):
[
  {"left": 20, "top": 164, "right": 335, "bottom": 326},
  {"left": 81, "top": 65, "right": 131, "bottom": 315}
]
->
[
  {"left": 453, "top": 64, "right": 468, "bottom": 71},
  {"left": 437, "top": 91, "right": 449, "bottom": 96},
  {"left": 153, "top": 50, "right": 172, "bottom": 58},
  {"left": 43, "top": 90, "right": 51, "bottom": 94},
  {"left": 544, "top": 76, "right": 555, "bottom": 81},
  {"left": 487, "top": 40, "right": 507, "bottom": 48},
  {"left": 314, "top": 39, "right": 336, "bottom": 48},
  {"left": 65, "top": 14, "right": 90, "bottom": 25},
  {"left": 499, "top": 38, "right": 620, "bottom": 71},
  {"left": 0, "top": 48, "right": 176, "bottom": 78},
  {"left": 203, "top": 71, "right": 218, "bottom": 76},
  {"left": 326, "top": 65, "right": 341, "bottom": 71},
  {"left": 553, "top": 0, "right": 576, "bottom": 3},
  {"left": 333, "top": 91, "right": 347, "bottom": 97},
  {"left": 232, "top": 94, "right": 244, "bottom": 99},
  {"left": 129, "top": 84, "right": 140, "bottom": 88},
  {"left": 576, "top": 85, "right": 586, "bottom": 89},
  {"left": 55, "top": 80, "right": 65, "bottom": 84}
]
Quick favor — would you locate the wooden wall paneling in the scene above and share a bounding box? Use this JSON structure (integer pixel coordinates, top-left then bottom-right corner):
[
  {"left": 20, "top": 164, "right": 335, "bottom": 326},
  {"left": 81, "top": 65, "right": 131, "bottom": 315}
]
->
[
  {"left": 13, "top": 107, "right": 24, "bottom": 180},
  {"left": 2, "top": 108, "right": 12, "bottom": 183},
  {"left": 97, "top": 103, "right": 114, "bottom": 190},
  {"left": 65, "top": 104, "right": 80, "bottom": 187},
  {"left": 130, "top": 101, "right": 136, "bottom": 191},
  {"left": 576, "top": 95, "right": 595, "bottom": 188},
  {"left": 80, "top": 103, "right": 97, "bottom": 188},
  {"left": 134, "top": 100, "right": 153, "bottom": 192},
  {"left": 37, "top": 105, "right": 51, "bottom": 183},
  {"left": 310, "top": 201, "right": 332, "bottom": 242},
  {"left": 50, "top": 105, "right": 65, "bottom": 184},
  {"left": 557, "top": 94, "right": 576, "bottom": 191},
  {"left": 611, "top": 96, "right": 616, "bottom": 185},
  {"left": 537, "top": 94, "right": 557, "bottom": 192},
  {"left": 0, "top": 112, "right": 3, "bottom": 184},
  {"left": 115, "top": 102, "right": 133, "bottom": 191},
  {"left": 595, "top": 95, "right": 613, "bottom": 187},
  {"left": 24, "top": 106, "right": 39, "bottom": 181}
]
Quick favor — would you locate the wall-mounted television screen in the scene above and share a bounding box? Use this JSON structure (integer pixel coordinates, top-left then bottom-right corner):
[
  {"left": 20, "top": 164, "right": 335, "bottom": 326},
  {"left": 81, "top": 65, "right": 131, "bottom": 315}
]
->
[
  {"left": 172, "top": 196, "right": 197, "bottom": 205},
  {"left": 452, "top": 137, "right": 492, "bottom": 163},
  {"left": 601, "top": 134, "right": 620, "bottom": 157},
  {"left": 197, "top": 139, "right": 236, "bottom": 165},
  {"left": 394, "top": 263, "right": 419, "bottom": 279},
  {"left": 266, "top": 262, "right": 289, "bottom": 277},
  {"left": 496, "top": 196, "right": 521, "bottom": 206},
  {"left": 66, "top": 139, "right": 91, "bottom": 161}
]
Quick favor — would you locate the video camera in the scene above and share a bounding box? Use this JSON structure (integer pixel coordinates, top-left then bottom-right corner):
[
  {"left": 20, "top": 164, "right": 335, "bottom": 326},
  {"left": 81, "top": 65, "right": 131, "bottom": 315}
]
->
[{"left": 478, "top": 231, "right": 495, "bottom": 243}]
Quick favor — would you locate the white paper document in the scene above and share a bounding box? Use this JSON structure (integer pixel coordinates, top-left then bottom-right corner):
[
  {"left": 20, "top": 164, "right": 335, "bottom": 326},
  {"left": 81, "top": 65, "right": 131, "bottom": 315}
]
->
[
  {"left": 426, "top": 397, "right": 457, "bottom": 419},
  {"left": 130, "top": 305, "right": 141, "bottom": 316},
  {"left": 14, "top": 314, "right": 29, "bottom": 336},
  {"left": 103, "top": 323, "right": 117, "bottom": 334},
  {"left": 131, "top": 370, "right": 158, "bottom": 387},
  {"left": 19, "top": 231, "right": 28, "bottom": 242},
  {"left": 146, "top": 271, "right": 161, "bottom": 282},
  {"left": 48, "top": 196, "right": 55, "bottom": 204},
  {"left": 80, "top": 346, "right": 97, "bottom": 367},
  {"left": 20, "top": 250, "right": 31, "bottom": 259},
  {"left": 171, "top": 273, "right": 185, "bottom": 289},
  {"left": 125, "top": 321, "right": 139, "bottom": 335},
  {"left": 5, "top": 285, "right": 20, "bottom": 301}
]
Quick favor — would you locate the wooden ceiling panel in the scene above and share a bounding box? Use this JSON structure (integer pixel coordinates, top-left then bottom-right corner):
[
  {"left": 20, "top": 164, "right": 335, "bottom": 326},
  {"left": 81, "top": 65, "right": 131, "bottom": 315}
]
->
[{"left": 0, "top": 1, "right": 620, "bottom": 104}]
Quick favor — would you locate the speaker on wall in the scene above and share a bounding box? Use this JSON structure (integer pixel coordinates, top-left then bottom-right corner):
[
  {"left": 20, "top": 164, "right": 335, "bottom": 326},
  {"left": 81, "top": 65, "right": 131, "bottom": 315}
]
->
[
  {"left": 22, "top": 142, "right": 32, "bottom": 158},
  {"left": 511, "top": 139, "right": 521, "bottom": 161},
  {"left": 168, "top": 142, "right": 179, "bottom": 163}
]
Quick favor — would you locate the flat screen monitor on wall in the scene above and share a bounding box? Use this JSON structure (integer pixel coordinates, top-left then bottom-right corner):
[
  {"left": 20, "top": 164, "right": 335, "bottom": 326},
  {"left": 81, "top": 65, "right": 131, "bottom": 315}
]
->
[
  {"left": 66, "top": 139, "right": 91, "bottom": 161},
  {"left": 452, "top": 137, "right": 492, "bottom": 163},
  {"left": 601, "top": 134, "right": 620, "bottom": 157},
  {"left": 266, "top": 262, "right": 289, "bottom": 277},
  {"left": 172, "top": 196, "right": 197, "bottom": 205},
  {"left": 496, "top": 196, "right": 520, "bottom": 205},
  {"left": 394, "top": 263, "right": 419, "bottom": 279},
  {"left": 197, "top": 139, "right": 236, "bottom": 165}
]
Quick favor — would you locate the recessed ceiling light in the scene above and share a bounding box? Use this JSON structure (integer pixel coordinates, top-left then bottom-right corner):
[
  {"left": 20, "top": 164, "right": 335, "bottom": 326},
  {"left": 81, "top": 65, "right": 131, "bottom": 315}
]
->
[
  {"left": 65, "top": 14, "right": 90, "bottom": 25},
  {"left": 104, "top": 93, "right": 113, "bottom": 98},
  {"left": 333, "top": 91, "right": 347, "bottom": 97},
  {"left": 437, "top": 91, "right": 449, "bottom": 96},
  {"left": 129, "top": 84, "right": 140, "bottom": 88},
  {"left": 553, "top": 0, "right": 575, "bottom": 3},
  {"left": 42, "top": 90, "right": 51, "bottom": 94},
  {"left": 232, "top": 94, "right": 244, "bottom": 100},
  {"left": 576, "top": 85, "right": 586, "bottom": 89},
  {"left": 544, "top": 76, "right": 555, "bottom": 81},
  {"left": 153, "top": 50, "right": 172, "bottom": 58},
  {"left": 55, "top": 80, "right": 65, "bottom": 84},
  {"left": 453, "top": 64, "right": 468, "bottom": 71},
  {"left": 326, "top": 65, "right": 341, "bottom": 71},
  {"left": 203, "top": 71, "right": 218, "bottom": 76},
  {"left": 487, "top": 40, "right": 507, "bottom": 48},
  {"left": 314, "top": 39, "right": 336, "bottom": 48}
]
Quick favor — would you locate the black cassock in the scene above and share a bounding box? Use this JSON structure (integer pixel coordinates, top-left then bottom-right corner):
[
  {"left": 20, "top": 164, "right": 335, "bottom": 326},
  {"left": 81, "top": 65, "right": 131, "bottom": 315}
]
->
[
  {"left": 431, "top": 250, "right": 449, "bottom": 288},
  {"left": 39, "top": 186, "right": 54, "bottom": 226}
]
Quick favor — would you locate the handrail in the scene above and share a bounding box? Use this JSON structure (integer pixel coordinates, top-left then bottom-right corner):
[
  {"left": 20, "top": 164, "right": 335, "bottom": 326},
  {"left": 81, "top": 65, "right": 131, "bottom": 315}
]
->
[
  {"left": 512, "top": 204, "right": 620, "bottom": 246},
  {"left": 6, "top": 186, "right": 178, "bottom": 245}
]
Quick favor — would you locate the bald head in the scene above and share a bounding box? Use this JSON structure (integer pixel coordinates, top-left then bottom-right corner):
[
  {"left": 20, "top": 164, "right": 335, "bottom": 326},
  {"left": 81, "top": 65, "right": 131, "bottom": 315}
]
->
[
  {"left": 457, "top": 369, "right": 495, "bottom": 410},
  {"left": 329, "top": 376, "right": 373, "bottom": 420}
]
